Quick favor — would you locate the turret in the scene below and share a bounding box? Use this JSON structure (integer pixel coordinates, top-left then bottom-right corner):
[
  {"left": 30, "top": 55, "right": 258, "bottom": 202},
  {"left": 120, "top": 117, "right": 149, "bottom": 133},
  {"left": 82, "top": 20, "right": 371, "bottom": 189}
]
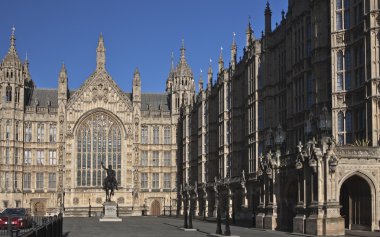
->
[
  {"left": 132, "top": 68, "right": 141, "bottom": 103},
  {"left": 166, "top": 52, "right": 175, "bottom": 93},
  {"left": 265, "top": 1, "right": 272, "bottom": 35}
]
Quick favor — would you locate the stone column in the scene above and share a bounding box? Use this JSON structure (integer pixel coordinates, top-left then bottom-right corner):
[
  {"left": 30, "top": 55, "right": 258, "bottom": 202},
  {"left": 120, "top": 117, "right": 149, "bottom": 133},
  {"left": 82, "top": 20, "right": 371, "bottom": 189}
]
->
[{"left": 264, "top": 169, "right": 278, "bottom": 230}]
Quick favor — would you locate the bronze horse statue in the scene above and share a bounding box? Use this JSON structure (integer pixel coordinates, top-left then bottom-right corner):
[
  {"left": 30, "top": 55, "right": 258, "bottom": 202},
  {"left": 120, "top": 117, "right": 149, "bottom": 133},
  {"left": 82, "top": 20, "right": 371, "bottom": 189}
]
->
[{"left": 101, "top": 161, "right": 118, "bottom": 202}]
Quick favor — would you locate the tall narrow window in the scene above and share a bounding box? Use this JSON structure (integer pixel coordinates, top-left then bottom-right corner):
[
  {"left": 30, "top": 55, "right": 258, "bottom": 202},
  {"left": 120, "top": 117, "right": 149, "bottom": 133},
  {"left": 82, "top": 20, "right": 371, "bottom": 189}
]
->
[
  {"left": 153, "top": 127, "right": 159, "bottom": 144},
  {"left": 48, "top": 173, "right": 56, "bottom": 190},
  {"left": 163, "top": 151, "right": 171, "bottom": 166},
  {"left": 15, "top": 122, "right": 19, "bottom": 141},
  {"left": 15, "top": 148, "right": 18, "bottom": 165},
  {"left": 49, "top": 124, "right": 57, "bottom": 143},
  {"left": 344, "top": 0, "right": 350, "bottom": 29},
  {"left": 164, "top": 127, "right": 171, "bottom": 144},
  {"left": 25, "top": 123, "right": 32, "bottom": 142},
  {"left": 152, "top": 173, "right": 159, "bottom": 189},
  {"left": 76, "top": 113, "right": 122, "bottom": 187},
  {"left": 6, "top": 121, "right": 10, "bottom": 140},
  {"left": 141, "top": 173, "right": 148, "bottom": 189},
  {"left": 152, "top": 151, "right": 159, "bottom": 166},
  {"left": 338, "top": 112, "right": 344, "bottom": 145},
  {"left": 5, "top": 85, "right": 12, "bottom": 102},
  {"left": 37, "top": 150, "right": 44, "bottom": 165},
  {"left": 37, "top": 124, "right": 44, "bottom": 142},
  {"left": 141, "top": 126, "right": 148, "bottom": 144},
  {"left": 346, "top": 111, "right": 352, "bottom": 144},
  {"left": 345, "top": 49, "right": 351, "bottom": 90},
  {"left": 24, "top": 150, "right": 32, "bottom": 165},
  {"left": 5, "top": 147, "right": 9, "bottom": 164},
  {"left": 23, "top": 173, "right": 31, "bottom": 190},
  {"left": 337, "top": 51, "right": 344, "bottom": 91},
  {"left": 164, "top": 173, "right": 171, "bottom": 189},
  {"left": 49, "top": 150, "right": 56, "bottom": 165},
  {"left": 36, "top": 173, "right": 44, "bottom": 190},
  {"left": 140, "top": 151, "right": 148, "bottom": 166},
  {"left": 5, "top": 173, "right": 9, "bottom": 191},
  {"left": 15, "top": 88, "right": 20, "bottom": 104}
]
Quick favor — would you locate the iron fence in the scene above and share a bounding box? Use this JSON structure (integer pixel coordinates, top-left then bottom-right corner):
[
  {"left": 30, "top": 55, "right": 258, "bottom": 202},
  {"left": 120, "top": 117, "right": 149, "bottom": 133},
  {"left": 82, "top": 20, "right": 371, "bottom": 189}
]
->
[{"left": 0, "top": 213, "right": 62, "bottom": 237}]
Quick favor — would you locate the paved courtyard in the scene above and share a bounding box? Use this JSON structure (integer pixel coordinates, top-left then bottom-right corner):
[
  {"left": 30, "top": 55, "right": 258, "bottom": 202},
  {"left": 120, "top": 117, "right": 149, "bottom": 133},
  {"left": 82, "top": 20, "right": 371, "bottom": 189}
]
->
[{"left": 63, "top": 216, "right": 380, "bottom": 237}]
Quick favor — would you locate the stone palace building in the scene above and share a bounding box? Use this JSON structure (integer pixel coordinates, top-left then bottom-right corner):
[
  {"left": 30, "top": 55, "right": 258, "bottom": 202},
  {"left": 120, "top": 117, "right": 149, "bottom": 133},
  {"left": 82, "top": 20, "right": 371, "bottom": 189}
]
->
[
  {"left": 177, "top": 0, "right": 380, "bottom": 236},
  {"left": 0, "top": 29, "right": 195, "bottom": 217},
  {"left": 1, "top": 0, "right": 380, "bottom": 236}
]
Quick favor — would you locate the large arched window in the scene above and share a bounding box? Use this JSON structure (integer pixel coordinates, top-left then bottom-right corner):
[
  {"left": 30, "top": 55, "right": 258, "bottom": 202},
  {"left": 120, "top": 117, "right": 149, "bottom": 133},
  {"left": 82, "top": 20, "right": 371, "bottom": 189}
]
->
[{"left": 76, "top": 112, "right": 122, "bottom": 187}]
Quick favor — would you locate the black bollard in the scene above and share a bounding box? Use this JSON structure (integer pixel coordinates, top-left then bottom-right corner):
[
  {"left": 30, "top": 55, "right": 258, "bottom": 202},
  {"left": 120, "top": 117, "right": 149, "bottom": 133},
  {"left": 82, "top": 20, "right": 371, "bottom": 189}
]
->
[
  {"left": 224, "top": 195, "right": 231, "bottom": 236},
  {"left": 89, "top": 204, "right": 91, "bottom": 217},
  {"left": 188, "top": 198, "right": 193, "bottom": 229},
  {"left": 183, "top": 194, "right": 188, "bottom": 228}
]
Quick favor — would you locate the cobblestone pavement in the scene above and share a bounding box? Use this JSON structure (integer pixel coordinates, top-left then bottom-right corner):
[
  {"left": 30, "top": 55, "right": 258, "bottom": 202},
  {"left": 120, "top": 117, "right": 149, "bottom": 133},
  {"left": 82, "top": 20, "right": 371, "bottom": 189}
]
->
[{"left": 63, "top": 216, "right": 380, "bottom": 237}]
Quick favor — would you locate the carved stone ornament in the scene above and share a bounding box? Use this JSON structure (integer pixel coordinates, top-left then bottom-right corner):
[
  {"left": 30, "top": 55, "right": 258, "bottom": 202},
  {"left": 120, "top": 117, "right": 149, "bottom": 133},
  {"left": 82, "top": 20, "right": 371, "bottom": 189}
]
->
[
  {"left": 73, "top": 197, "right": 79, "bottom": 205},
  {"left": 92, "top": 83, "right": 109, "bottom": 102}
]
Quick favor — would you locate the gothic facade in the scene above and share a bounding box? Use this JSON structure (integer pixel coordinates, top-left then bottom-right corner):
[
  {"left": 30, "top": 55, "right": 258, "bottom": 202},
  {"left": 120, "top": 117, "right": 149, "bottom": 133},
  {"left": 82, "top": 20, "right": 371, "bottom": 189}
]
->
[
  {"left": 179, "top": 0, "right": 380, "bottom": 236},
  {"left": 0, "top": 30, "right": 196, "bottom": 217}
]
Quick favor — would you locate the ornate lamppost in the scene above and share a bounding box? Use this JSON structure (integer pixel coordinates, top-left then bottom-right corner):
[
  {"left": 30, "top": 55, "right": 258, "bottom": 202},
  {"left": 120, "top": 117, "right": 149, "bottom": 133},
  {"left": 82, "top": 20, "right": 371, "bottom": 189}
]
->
[{"left": 182, "top": 184, "right": 188, "bottom": 229}]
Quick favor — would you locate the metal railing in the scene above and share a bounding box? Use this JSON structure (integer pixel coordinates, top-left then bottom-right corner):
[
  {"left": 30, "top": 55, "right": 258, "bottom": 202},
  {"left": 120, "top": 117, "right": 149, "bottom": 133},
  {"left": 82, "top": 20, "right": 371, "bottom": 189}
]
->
[{"left": 0, "top": 214, "right": 63, "bottom": 237}]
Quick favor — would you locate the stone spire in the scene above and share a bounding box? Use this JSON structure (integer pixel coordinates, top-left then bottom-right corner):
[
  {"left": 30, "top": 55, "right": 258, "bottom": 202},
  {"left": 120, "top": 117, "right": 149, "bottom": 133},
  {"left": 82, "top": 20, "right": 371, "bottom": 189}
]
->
[
  {"left": 198, "top": 69, "right": 204, "bottom": 92},
  {"left": 134, "top": 67, "right": 141, "bottom": 81},
  {"left": 96, "top": 33, "right": 106, "bottom": 70},
  {"left": 208, "top": 58, "right": 213, "bottom": 89},
  {"left": 2, "top": 26, "right": 21, "bottom": 66},
  {"left": 231, "top": 32, "right": 237, "bottom": 69},
  {"left": 133, "top": 67, "right": 141, "bottom": 103},
  {"left": 59, "top": 63, "right": 67, "bottom": 81},
  {"left": 265, "top": 1, "right": 272, "bottom": 35},
  {"left": 218, "top": 47, "right": 224, "bottom": 73},
  {"left": 180, "top": 39, "right": 186, "bottom": 61},
  {"left": 176, "top": 39, "right": 193, "bottom": 78},
  {"left": 246, "top": 17, "right": 253, "bottom": 47}
]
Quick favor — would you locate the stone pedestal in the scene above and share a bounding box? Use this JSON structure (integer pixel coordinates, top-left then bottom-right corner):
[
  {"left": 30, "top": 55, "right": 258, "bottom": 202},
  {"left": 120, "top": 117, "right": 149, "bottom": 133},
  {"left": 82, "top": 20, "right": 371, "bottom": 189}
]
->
[
  {"left": 293, "top": 214, "right": 306, "bottom": 234},
  {"left": 322, "top": 202, "right": 345, "bottom": 236},
  {"left": 255, "top": 212, "right": 265, "bottom": 229},
  {"left": 263, "top": 205, "right": 277, "bottom": 230},
  {"left": 99, "top": 201, "right": 122, "bottom": 222}
]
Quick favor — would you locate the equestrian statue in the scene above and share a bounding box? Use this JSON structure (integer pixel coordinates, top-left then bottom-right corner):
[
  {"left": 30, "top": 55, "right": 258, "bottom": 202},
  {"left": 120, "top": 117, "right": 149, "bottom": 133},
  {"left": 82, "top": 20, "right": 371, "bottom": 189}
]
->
[{"left": 101, "top": 161, "right": 118, "bottom": 202}]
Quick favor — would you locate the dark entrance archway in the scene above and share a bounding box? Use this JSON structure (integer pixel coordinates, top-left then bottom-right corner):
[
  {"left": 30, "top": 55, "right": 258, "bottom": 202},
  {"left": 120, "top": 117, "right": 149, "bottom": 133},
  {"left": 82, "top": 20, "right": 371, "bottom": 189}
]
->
[
  {"left": 281, "top": 180, "right": 298, "bottom": 231},
  {"left": 340, "top": 175, "right": 371, "bottom": 230},
  {"left": 150, "top": 200, "right": 161, "bottom": 216}
]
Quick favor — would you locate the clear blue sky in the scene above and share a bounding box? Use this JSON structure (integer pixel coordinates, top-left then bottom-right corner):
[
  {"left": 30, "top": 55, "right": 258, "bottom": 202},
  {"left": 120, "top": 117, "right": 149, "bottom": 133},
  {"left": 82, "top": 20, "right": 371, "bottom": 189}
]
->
[{"left": 0, "top": 0, "right": 287, "bottom": 93}]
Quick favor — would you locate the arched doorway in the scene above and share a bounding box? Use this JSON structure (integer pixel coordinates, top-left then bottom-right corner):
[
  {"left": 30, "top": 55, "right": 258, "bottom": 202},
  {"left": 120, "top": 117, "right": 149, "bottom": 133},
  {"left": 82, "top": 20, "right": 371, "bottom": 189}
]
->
[
  {"left": 282, "top": 180, "right": 298, "bottom": 231},
  {"left": 340, "top": 175, "right": 371, "bottom": 230},
  {"left": 150, "top": 200, "right": 161, "bottom": 216}
]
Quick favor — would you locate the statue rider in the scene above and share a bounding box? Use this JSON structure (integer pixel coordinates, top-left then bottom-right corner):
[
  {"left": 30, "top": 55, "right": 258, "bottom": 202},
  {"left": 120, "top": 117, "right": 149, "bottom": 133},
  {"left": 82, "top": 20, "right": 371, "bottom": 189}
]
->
[{"left": 101, "top": 161, "right": 118, "bottom": 191}]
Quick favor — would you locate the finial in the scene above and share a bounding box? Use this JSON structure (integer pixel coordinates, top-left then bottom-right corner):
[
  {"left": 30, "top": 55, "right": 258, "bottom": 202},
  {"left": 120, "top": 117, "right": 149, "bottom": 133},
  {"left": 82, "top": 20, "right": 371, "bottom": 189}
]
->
[
  {"left": 96, "top": 33, "right": 106, "bottom": 70},
  {"left": 281, "top": 10, "right": 285, "bottom": 20},
  {"left": 25, "top": 52, "right": 28, "bottom": 61},
  {"left": 11, "top": 25, "right": 15, "bottom": 36},
  {"left": 209, "top": 58, "right": 212, "bottom": 64},
  {"left": 219, "top": 46, "right": 224, "bottom": 61},
  {"left": 232, "top": 32, "right": 236, "bottom": 45},
  {"left": 9, "top": 25, "right": 16, "bottom": 49},
  {"left": 180, "top": 39, "right": 186, "bottom": 59}
]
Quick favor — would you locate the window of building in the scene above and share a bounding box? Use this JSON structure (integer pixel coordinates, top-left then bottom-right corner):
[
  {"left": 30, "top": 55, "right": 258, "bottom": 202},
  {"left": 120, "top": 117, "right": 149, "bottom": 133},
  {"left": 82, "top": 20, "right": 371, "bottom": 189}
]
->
[
  {"left": 337, "top": 51, "right": 344, "bottom": 91},
  {"left": 77, "top": 113, "right": 122, "bottom": 187},
  {"left": 164, "top": 173, "right": 171, "bottom": 189},
  {"left": 49, "top": 150, "right": 56, "bottom": 165},
  {"left": 346, "top": 111, "right": 352, "bottom": 144},
  {"left": 152, "top": 151, "right": 159, "bottom": 166},
  {"left": 37, "top": 123, "right": 45, "bottom": 143},
  {"left": 163, "top": 151, "right": 171, "bottom": 166},
  {"left": 141, "top": 151, "right": 148, "bottom": 166},
  {"left": 25, "top": 123, "right": 32, "bottom": 142},
  {"left": 15, "top": 122, "right": 19, "bottom": 141},
  {"left": 164, "top": 127, "right": 171, "bottom": 144},
  {"left": 15, "top": 88, "right": 20, "bottom": 104},
  {"left": 152, "top": 173, "right": 159, "bottom": 189},
  {"left": 23, "top": 173, "right": 31, "bottom": 189},
  {"left": 49, "top": 124, "right": 57, "bottom": 143},
  {"left": 338, "top": 112, "right": 344, "bottom": 145},
  {"left": 48, "top": 173, "right": 56, "bottom": 189},
  {"left": 141, "top": 173, "right": 148, "bottom": 189},
  {"left": 15, "top": 148, "right": 18, "bottom": 165},
  {"left": 6, "top": 121, "right": 10, "bottom": 140},
  {"left": 153, "top": 127, "right": 159, "bottom": 144},
  {"left": 345, "top": 49, "right": 351, "bottom": 90},
  {"left": 336, "top": 0, "right": 350, "bottom": 30},
  {"left": 36, "top": 173, "right": 44, "bottom": 190},
  {"left": 24, "top": 150, "right": 31, "bottom": 165},
  {"left": 37, "top": 150, "right": 44, "bottom": 165},
  {"left": 5, "top": 173, "right": 9, "bottom": 191},
  {"left": 6, "top": 85, "right": 12, "bottom": 102},
  {"left": 141, "top": 126, "right": 148, "bottom": 144},
  {"left": 5, "top": 147, "right": 9, "bottom": 165}
]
